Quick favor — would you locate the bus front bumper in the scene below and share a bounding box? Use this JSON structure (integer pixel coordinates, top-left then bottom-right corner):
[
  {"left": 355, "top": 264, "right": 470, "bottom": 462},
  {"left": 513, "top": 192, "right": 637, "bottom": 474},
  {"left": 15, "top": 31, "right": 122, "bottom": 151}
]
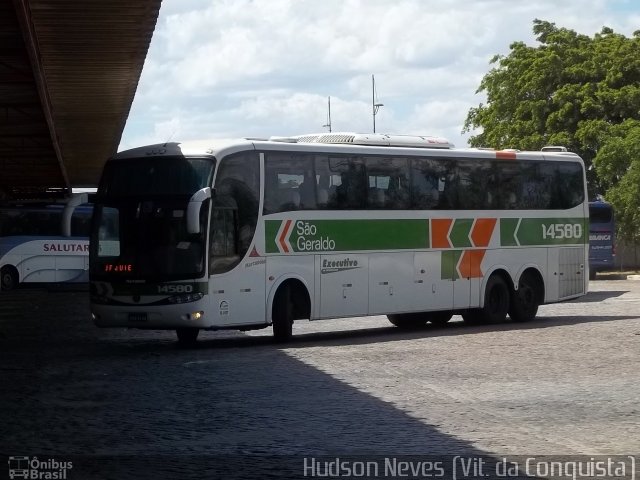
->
[{"left": 91, "top": 300, "right": 211, "bottom": 329}]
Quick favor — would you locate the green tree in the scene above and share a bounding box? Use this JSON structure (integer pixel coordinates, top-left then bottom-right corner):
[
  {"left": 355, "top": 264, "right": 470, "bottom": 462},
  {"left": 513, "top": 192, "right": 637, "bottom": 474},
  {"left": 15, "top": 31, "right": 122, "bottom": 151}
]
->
[
  {"left": 464, "top": 19, "right": 640, "bottom": 239},
  {"left": 592, "top": 120, "right": 640, "bottom": 244}
]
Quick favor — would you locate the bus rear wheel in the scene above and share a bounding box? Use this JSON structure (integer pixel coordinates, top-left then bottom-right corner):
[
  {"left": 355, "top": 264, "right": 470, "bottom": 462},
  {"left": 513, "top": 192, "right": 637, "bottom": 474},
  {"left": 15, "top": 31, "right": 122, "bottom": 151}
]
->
[
  {"left": 176, "top": 328, "right": 199, "bottom": 347},
  {"left": 387, "top": 313, "right": 428, "bottom": 329},
  {"left": 1, "top": 266, "right": 18, "bottom": 291},
  {"left": 509, "top": 271, "right": 541, "bottom": 322},
  {"left": 464, "top": 274, "right": 510, "bottom": 324}
]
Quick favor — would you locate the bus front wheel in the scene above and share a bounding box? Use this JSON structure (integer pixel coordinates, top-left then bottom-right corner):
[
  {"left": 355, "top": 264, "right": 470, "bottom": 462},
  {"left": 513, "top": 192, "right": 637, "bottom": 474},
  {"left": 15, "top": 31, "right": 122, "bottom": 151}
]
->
[
  {"left": 1, "top": 266, "right": 18, "bottom": 291},
  {"left": 272, "top": 285, "right": 293, "bottom": 342},
  {"left": 176, "top": 328, "right": 200, "bottom": 347}
]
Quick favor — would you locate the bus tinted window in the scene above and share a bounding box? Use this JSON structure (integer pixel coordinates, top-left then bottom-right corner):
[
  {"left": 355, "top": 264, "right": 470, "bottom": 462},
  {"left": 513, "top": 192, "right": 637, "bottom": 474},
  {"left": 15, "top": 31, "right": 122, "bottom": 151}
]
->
[
  {"left": 327, "top": 156, "right": 367, "bottom": 209},
  {"left": 365, "top": 157, "right": 410, "bottom": 209},
  {"left": 456, "top": 160, "right": 496, "bottom": 209},
  {"left": 0, "top": 208, "right": 61, "bottom": 236},
  {"left": 263, "top": 153, "right": 585, "bottom": 213},
  {"left": 264, "top": 153, "right": 316, "bottom": 213}
]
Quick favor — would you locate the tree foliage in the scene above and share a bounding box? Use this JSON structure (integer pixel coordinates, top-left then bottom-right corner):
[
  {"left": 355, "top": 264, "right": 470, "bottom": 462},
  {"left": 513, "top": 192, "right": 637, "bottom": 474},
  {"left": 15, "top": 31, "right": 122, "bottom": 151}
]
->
[{"left": 464, "top": 20, "right": 640, "bottom": 241}]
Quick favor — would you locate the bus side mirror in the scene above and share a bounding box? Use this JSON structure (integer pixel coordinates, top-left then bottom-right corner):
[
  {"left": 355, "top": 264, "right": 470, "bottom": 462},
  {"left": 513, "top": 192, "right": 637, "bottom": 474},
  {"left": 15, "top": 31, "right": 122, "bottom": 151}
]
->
[{"left": 186, "top": 187, "right": 211, "bottom": 234}]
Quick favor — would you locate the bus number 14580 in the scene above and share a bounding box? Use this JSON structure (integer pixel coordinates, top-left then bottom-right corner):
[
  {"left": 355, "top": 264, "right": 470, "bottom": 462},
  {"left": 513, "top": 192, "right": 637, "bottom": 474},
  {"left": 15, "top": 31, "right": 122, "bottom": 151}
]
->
[{"left": 541, "top": 223, "right": 582, "bottom": 240}]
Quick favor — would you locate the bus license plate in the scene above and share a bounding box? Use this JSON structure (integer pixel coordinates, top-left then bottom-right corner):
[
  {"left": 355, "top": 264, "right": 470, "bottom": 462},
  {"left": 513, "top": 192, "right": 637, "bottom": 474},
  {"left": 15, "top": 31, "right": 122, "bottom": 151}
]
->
[{"left": 128, "top": 313, "right": 148, "bottom": 323}]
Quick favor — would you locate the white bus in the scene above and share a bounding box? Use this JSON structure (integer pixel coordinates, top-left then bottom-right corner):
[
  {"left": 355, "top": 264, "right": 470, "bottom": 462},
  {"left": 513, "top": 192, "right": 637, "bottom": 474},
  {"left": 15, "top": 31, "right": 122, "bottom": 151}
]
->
[
  {"left": 89, "top": 134, "right": 589, "bottom": 345},
  {"left": 0, "top": 193, "right": 92, "bottom": 291}
]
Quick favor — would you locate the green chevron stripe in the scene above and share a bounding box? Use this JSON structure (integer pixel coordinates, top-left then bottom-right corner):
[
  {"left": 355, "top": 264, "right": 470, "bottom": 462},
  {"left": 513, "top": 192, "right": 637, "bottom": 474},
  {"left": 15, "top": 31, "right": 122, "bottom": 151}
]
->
[
  {"left": 441, "top": 250, "right": 463, "bottom": 280},
  {"left": 449, "top": 219, "right": 473, "bottom": 248},
  {"left": 500, "top": 218, "right": 520, "bottom": 246}
]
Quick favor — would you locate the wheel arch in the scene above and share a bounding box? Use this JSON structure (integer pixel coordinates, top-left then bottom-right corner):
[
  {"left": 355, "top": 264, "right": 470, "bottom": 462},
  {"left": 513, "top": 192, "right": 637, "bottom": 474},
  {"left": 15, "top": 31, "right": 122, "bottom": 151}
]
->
[
  {"left": 267, "top": 275, "right": 312, "bottom": 325},
  {"left": 479, "top": 266, "right": 513, "bottom": 308}
]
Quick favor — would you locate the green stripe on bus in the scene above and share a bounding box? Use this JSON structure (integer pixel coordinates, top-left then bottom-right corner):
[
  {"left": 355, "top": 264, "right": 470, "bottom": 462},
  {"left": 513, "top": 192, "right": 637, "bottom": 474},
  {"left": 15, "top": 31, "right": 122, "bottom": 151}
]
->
[
  {"left": 265, "top": 219, "right": 430, "bottom": 253},
  {"left": 500, "top": 217, "right": 587, "bottom": 246}
]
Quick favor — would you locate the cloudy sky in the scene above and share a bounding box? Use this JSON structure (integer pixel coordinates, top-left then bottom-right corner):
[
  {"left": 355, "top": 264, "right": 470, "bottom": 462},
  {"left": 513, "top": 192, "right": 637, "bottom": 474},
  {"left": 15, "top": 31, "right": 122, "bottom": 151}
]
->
[{"left": 118, "top": 0, "right": 639, "bottom": 151}]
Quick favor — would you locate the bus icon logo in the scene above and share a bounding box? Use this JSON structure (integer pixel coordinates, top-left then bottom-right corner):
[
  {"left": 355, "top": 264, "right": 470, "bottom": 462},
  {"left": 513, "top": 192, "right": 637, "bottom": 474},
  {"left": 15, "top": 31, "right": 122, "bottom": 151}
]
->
[{"left": 8, "top": 456, "right": 30, "bottom": 479}]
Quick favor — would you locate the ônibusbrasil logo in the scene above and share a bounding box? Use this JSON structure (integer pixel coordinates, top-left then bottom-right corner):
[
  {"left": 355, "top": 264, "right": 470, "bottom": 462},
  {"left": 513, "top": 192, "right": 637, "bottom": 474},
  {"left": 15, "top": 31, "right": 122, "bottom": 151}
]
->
[{"left": 8, "top": 456, "right": 73, "bottom": 479}]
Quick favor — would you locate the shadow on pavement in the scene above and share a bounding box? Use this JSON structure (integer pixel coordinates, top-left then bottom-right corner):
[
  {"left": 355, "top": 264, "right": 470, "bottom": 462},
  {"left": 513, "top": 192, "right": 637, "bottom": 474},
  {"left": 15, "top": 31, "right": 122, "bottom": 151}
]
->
[
  {"left": 0, "top": 289, "right": 521, "bottom": 480},
  {"left": 567, "top": 290, "right": 628, "bottom": 302}
]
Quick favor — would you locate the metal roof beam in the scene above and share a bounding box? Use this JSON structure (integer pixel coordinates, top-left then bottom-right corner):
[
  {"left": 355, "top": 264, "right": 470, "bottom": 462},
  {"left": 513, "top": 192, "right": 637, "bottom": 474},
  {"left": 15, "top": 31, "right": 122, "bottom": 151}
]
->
[{"left": 12, "top": 0, "right": 70, "bottom": 194}]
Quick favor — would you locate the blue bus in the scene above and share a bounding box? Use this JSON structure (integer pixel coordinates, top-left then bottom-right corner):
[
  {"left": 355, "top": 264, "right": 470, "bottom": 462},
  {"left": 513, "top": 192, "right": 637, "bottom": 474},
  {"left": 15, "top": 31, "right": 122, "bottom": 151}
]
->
[
  {"left": 588, "top": 200, "right": 615, "bottom": 279},
  {"left": 0, "top": 194, "right": 92, "bottom": 291}
]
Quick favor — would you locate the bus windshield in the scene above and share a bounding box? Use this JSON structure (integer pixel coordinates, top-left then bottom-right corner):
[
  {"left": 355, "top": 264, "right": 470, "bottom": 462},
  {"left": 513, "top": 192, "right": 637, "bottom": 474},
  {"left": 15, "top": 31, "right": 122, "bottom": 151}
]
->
[
  {"left": 91, "top": 197, "right": 208, "bottom": 281},
  {"left": 589, "top": 204, "right": 613, "bottom": 224},
  {"left": 90, "top": 156, "right": 214, "bottom": 281}
]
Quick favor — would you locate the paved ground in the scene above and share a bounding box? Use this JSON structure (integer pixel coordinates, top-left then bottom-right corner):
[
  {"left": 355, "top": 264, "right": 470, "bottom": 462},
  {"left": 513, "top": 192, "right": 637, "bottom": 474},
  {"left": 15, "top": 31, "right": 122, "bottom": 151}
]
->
[{"left": 0, "top": 280, "right": 638, "bottom": 478}]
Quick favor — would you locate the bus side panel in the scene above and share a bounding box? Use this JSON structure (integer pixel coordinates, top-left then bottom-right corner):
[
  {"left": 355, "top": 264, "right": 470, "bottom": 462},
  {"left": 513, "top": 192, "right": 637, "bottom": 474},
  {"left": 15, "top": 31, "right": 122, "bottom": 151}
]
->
[
  {"left": 318, "top": 253, "right": 368, "bottom": 319},
  {"left": 21, "top": 254, "right": 56, "bottom": 282},
  {"left": 413, "top": 252, "right": 454, "bottom": 313},
  {"left": 55, "top": 255, "right": 89, "bottom": 282},
  {"left": 369, "top": 252, "right": 414, "bottom": 315},
  {"left": 210, "top": 260, "right": 267, "bottom": 327}
]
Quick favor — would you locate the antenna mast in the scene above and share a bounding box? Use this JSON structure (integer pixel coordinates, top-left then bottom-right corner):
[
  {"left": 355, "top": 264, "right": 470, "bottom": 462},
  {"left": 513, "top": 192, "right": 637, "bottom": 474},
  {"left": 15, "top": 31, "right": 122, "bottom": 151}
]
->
[
  {"left": 323, "top": 96, "right": 332, "bottom": 132},
  {"left": 372, "top": 75, "right": 383, "bottom": 133}
]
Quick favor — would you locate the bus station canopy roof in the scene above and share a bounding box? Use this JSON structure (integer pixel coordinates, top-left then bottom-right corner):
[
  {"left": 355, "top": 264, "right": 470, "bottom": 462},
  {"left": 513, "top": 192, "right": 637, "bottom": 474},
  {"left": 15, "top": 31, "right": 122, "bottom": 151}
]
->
[{"left": 0, "top": 0, "right": 161, "bottom": 201}]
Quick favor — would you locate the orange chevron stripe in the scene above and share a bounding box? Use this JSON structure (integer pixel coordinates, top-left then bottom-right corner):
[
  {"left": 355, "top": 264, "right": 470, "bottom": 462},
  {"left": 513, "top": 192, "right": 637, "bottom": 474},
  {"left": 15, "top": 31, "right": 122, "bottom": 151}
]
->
[
  {"left": 278, "top": 219, "right": 292, "bottom": 253},
  {"left": 459, "top": 249, "right": 486, "bottom": 278},
  {"left": 431, "top": 219, "right": 452, "bottom": 248},
  {"left": 471, "top": 218, "right": 497, "bottom": 247}
]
